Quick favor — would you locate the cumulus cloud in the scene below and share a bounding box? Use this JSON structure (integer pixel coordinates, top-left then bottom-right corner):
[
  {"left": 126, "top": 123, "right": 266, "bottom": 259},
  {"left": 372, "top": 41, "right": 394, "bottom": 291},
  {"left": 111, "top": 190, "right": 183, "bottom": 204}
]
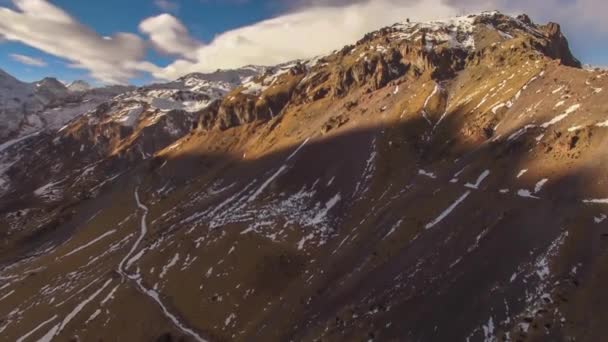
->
[
  {"left": 143, "top": 0, "right": 458, "bottom": 80},
  {"left": 9, "top": 53, "right": 46, "bottom": 66},
  {"left": 139, "top": 14, "right": 202, "bottom": 60},
  {"left": 154, "top": 0, "right": 179, "bottom": 13},
  {"left": 0, "top": 0, "right": 147, "bottom": 84}
]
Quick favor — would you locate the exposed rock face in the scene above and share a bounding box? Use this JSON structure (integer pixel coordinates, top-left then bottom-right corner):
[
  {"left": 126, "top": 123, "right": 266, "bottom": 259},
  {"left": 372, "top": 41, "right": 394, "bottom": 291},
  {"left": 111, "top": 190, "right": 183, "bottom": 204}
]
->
[
  {"left": 2, "top": 11, "right": 608, "bottom": 342},
  {"left": 212, "top": 64, "right": 307, "bottom": 130},
  {"left": 540, "top": 22, "right": 582, "bottom": 68}
]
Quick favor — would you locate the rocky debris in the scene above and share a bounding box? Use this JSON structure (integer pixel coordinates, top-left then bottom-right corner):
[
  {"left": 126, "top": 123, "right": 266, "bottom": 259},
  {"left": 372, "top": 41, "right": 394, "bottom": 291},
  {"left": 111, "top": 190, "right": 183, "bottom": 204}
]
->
[{"left": 321, "top": 115, "right": 350, "bottom": 134}]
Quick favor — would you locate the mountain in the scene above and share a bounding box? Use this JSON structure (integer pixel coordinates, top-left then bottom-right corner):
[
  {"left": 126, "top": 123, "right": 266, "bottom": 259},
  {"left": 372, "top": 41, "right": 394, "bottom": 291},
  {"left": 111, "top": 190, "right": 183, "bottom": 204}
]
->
[
  {"left": 0, "top": 66, "right": 265, "bottom": 145},
  {"left": 0, "top": 72, "right": 127, "bottom": 143},
  {"left": 34, "top": 77, "right": 70, "bottom": 99},
  {"left": 1, "top": 11, "right": 608, "bottom": 341},
  {"left": 0, "top": 69, "right": 37, "bottom": 139},
  {"left": 67, "top": 80, "right": 92, "bottom": 92}
]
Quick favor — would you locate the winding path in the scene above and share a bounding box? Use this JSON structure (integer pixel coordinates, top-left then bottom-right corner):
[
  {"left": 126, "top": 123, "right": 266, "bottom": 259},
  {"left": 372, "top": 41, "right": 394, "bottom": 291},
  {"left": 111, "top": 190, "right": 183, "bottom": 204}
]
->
[
  {"left": 117, "top": 188, "right": 207, "bottom": 342},
  {"left": 116, "top": 188, "right": 148, "bottom": 277}
]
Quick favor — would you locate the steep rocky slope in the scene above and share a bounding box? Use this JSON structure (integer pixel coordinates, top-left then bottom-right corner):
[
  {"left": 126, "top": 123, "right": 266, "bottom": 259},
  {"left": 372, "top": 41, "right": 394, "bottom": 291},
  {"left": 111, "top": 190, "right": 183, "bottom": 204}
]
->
[{"left": 1, "top": 11, "right": 608, "bottom": 342}]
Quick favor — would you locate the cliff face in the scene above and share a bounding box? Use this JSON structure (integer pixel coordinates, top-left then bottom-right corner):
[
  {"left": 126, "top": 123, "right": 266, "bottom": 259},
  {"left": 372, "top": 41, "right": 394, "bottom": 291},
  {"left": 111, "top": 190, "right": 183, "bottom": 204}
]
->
[{"left": 1, "top": 11, "right": 608, "bottom": 342}]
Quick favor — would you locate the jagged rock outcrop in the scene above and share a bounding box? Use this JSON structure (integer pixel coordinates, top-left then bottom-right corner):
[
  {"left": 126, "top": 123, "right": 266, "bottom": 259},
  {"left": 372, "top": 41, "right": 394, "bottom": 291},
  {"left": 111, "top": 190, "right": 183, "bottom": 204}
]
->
[{"left": 540, "top": 22, "right": 581, "bottom": 67}]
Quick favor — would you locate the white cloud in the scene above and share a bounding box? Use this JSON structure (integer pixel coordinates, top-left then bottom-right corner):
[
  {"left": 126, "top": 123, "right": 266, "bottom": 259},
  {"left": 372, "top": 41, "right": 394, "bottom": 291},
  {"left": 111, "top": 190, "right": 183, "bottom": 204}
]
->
[
  {"left": 154, "top": 0, "right": 179, "bottom": 13},
  {"left": 9, "top": 53, "right": 46, "bottom": 66},
  {"left": 0, "top": 0, "right": 147, "bottom": 84},
  {"left": 143, "top": 0, "right": 458, "bottom": 80},
  {"left": 139, "top": 14, "right": 202, "bottom": 60}
]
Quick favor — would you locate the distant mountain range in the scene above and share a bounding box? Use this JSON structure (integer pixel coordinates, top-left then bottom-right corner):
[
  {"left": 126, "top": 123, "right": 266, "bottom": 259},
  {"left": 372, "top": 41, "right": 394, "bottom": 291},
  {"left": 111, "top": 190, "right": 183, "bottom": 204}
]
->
[
  {"left": 0, "top": 70, "right": 133, "bottom": 142},
  {"left": 0, "top": 65, "right": 272, "bottom": 143}
]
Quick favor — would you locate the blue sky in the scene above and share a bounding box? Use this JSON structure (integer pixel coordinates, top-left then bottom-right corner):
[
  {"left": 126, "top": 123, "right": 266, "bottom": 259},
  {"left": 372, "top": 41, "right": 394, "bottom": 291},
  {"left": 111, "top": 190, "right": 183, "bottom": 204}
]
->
[
  {"left": 0, "top": 0, "right": 606, "bottom": 85},
  {"left": 0, "top": 0, "right": 284, "bottom": 84}
]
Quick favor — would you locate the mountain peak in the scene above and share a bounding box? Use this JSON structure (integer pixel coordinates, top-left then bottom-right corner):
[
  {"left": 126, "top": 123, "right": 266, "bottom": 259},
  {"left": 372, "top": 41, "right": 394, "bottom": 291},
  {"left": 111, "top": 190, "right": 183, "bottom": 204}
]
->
[
  {"left": 371, "top": 11, "right": 581, "bottom": 69},
  {"left": 35, "top": 77, "right": 66, "bottom": 89},
  {"left": 67, "top": 80, "right": 92, "bottom": 92},
  {"left": 0, "top": 68, "right": 22, "bottom": 85}
]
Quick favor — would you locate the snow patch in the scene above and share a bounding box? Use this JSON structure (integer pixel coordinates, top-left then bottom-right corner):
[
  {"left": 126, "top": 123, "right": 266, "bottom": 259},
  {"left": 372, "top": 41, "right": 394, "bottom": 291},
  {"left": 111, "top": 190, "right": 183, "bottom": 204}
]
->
[
  {"left": 517, "top": 189, "right": 539, "bottom": 199},
  {"left": 465, "top": 170, "right": 490, "bottom": 190},
  {"left": 583, "top": 198, "right": 608, "bottom": 204},
  {"left": 534, "top": 178, "right": 548, "bottom": 193},
  {"left": 425, "top": 191, "right": 471, "bottom": 229},
  {"left": 540, "top": 104, "right": 581, "bottom": 128},
  {"left": 418, "top": 169, "right": 437, "bottom": 179},
  {"left": 516, "top": 169, "right": 528, "bottom": 178}
]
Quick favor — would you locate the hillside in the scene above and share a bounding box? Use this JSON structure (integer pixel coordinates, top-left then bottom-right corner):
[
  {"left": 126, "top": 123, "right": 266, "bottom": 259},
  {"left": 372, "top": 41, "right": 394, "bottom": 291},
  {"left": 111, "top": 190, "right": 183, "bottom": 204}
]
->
[{"left": 1, "top": 11, "right": 607, "bottom": 342}]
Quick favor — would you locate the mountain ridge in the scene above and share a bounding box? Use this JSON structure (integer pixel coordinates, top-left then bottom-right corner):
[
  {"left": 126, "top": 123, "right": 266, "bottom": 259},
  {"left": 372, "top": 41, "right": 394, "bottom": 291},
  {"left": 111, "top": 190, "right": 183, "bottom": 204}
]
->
[
  {"left": 0, "top": 64, "right": 269, "bottom": 144},
  {"left": 66, "top": 80, "right": 92, "bottom": 92}
]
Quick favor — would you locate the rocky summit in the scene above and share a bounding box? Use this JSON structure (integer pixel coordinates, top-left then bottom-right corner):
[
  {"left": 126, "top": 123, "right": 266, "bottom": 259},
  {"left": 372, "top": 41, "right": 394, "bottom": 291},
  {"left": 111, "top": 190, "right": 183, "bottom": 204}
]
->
[{"left": 1, "top": 11, "right": 607, "bottom": 342}]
